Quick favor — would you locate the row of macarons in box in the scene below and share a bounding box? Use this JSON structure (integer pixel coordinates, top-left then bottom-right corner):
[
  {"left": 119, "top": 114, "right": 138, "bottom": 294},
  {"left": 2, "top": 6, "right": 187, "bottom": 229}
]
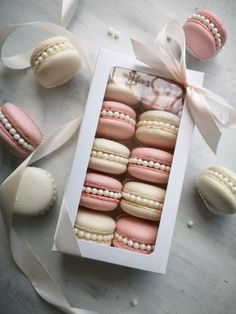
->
[{"left": 97, "top": 100, "right": 180, "bottom": 150}]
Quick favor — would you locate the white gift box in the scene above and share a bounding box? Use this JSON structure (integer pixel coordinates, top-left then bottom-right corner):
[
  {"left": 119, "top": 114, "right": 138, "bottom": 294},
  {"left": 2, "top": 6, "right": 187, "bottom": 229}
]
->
[{"left": 53, "top": 49, "right": 204, "bottom": 274}]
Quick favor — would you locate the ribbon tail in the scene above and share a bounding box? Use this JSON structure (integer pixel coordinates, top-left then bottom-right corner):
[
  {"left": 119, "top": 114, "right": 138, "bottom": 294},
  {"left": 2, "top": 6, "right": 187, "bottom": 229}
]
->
[
  {"left": 61, "top": 0, "right": 80, "bottom": 27},
  {"left": 186, "top": 88, "right": 221, "bottom": 153}
]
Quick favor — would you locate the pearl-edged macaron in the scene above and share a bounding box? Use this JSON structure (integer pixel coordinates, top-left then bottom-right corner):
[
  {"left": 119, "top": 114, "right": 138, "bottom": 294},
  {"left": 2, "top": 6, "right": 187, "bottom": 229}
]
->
[
  {"left": 14, "top": 167, "right": 57, "bottom": 216},
  {"left": 197, "top": 166, "right": 236, "bottom": 215},
  {"left": 30, "top": 36, "right": 82, "bottom": 88}
]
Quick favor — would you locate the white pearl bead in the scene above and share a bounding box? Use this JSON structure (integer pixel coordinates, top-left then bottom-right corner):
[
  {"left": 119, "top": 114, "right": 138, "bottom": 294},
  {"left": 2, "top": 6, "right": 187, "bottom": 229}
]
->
[
  {"left": 148, "top": 161, "right": 154, "bottom": 167},
  {"left": 148, "top": 200, "right": 154, "bottom": 207},
  {"left": 117, "top": 193, "right": 122, "bottom": 199},
  {"left": 212, "top": 27, "right": 218, "bottom": 34},
  {"left": 208, "top": 23, "right": 214, "bottom": 29},
  {"left": 59, "top": 43, "right": 65, "bottom": 48},
  {"left": 78, "top": 230, "right": 85, "bottom": 237},
  {"left": 42, "top": 52, "right": 48, "bottom": 59},
  {"left": 104, "top": 235, "right": 108, "bottom": 241},
  {"left": 91, "top": 150, "right": 97, "bottom": 157},
  {"left": 166, "top": 166, "right": 171, "bottom": 172},
  {"left": 38, "top": 56, "right": 43, "bottom": 63},
  {"left": 109, "top": 191, "right": 114, "bottom": 198},
  {"left": 107, "top": 110, "right": 113, "bottom": 117},
  {"left": 2, "top": 118, "right": 8, "bottom": 125},
  {"left": 140, "top": 244, "right": 146, "bottom": 250},
  {"left": 108, "top": 154, "right": 114, "bottom": 161},
  {"left": 82, "top": 186, "right": 86, "bottom": 191},
  {"left": 107, "top": 27, "right": 114, "bottom": 36},
  {"left": 85, "top": 232, "right": 91, "bottom": 240},
  {"left": 114, "top": 31, "right": 120, "bottom": 39},
  {"left": 97, "top": 151, "right": 103, "bottom": 158},
  {"left": 133, "top": 242, "right": 140, "bottom": 249},
  {"left": 130, "top": 194, "right": 136, "bottom": 202},
  {"left": 85, "top": 187, "right": 92, "bottom": 193},
  {"left": 132, "top": 157, "right": 138, "bottom": 164},
  {"left": 98, "top": 189, "right": 104, "bottom": 196},
  {"left": 104, "top": 190, "right": 109, "bottom": 197},
  {"left": 154, "top": 162, "right": 160, "bottom": 169},
  {"left": 47, "top": 48, "right": 53, "bottom": 55},
  {"left": 18, "top": 138, "right": 25, "bottom": 145},
  {"left": 136, "top": 196, "right": 141, "bottom": 203},
  {"left": 91, "top": 234, "right": 97, "bottom": 241},
  {"left": 14, "top": 134, "right": 20, "bottom": 140},
  {"left": 142, "top": 160, "right": 148, "bottom": 167},
  {"left": 204, "top": 18, "right": 210, "bottom": 25},
  {"left": 117, "top": 235, "right": 122, "bottom": 241},
  {"left": 146, "top": 245, "right": 152, "bottom": 252},
  {"left": 125, "top": 115, "right": 130, "bottom": 121},
  {"left": 160, "top": 165, "right": 166, "bottom": 171},
  {"left": 91, "top": 188, "right": 98, "bottom": 194},
  {"left": 74, "top": 228, "right": 78, "bottom": 235},
  {"left": 9, "top": 128, "right": 16, "bottom": 135},
  {"left": 187, "top": 220, "right": 194, "bottom": 228},
  {"left": 120, "top": 113, "right": 125, "bottom": 119},
  {"left": 215, "top": 33, "right": 221, "bottom": 39},
  {"left": 27, "top": 145, "right": 34, "bottom": 151},
  {"left": 101, "top": 109, "right": 107, "bottom": 116},
  {"left": 23, "top": 142, "right": 28, "bottom": 148},
  {"left": 5, "top": 123, "right": 12, "bottom": 130},
  {"left": 137, "top": 159, "right": 143, "bottom": 165},
  {"left": 113, "top": 111, "right": 119, "bottom": 118},
  {"left": 127, "top": 240, "right": 133, "bottom": 247},
  {"left": 122, "top": 237, "right": 128, "bottom": 244},
  {"left": 97, "top": 235, "right": 103, "bottom": 241}
]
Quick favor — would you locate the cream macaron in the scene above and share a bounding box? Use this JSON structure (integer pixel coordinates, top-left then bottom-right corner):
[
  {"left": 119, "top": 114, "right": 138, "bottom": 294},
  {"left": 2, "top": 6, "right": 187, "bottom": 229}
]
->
[
  {"left": 104, "top": 82, "right": 140, "bottom": 107},
  {"left": 135, "top": 110, "right": 180, "bottom": 150},
  {"left": 89, "top": 138, "right": 130, "bottom": 174},
  {"left": 14, "top": 167, "right": 57, "bottom": 216},
  {"left": 197, "top": 166, "right": 236, "bottom": 215},
  {"left": 30, "top": 36, "right": 81, "bottom": 88},
  {"left": 121, "top": 181, "right": 166, "bottom": 221},
  {"left": 74, "top": 208, "right": 116, "bottom": 246}
]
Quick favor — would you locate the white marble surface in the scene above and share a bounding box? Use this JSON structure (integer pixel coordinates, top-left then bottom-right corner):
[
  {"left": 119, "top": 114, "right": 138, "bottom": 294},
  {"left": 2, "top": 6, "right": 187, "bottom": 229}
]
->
[{"left": 0, "top": 1, "right": 236, "bottom": 313}]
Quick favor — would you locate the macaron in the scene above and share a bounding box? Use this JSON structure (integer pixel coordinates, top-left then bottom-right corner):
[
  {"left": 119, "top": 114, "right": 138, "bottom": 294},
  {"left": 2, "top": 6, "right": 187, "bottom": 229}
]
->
[
  {"left": 197, "top": 166, "right": 236, "bottom": 215},
  {"left": 135, "top": 110, "right": 180, "bottom": 149},
  {"left": 0, "top": 103, "right": 43, "bottom": 157},
  {"left": 128, "top": 147, "right": 172, "bottom": 184},
  {"left": 104, "top": 82, "right": 139, "bottom": 107},
  {"left": 89, "top": 138, "right": 130, "bottom": 174},
  {"left": 113, "top": 215, "right": 158, "bottom": 254},
  {"left": 74, "top": 208, "right": 116, "bottom": 246},
  {"left": 80, "top": 173, "right": 122, "bottom": 211},
  {"left": 30, "top": 36, "right": 81, "bottom": 88},
  {"left": 183, "top": 10, "right": 227, "bottom": 60},
  {"left": 14, "top": 167, "right": 57, "bottom": 216},
  {"left": 120, "top": 181, "right": 165, "bottom": 221},
  {"left": 96, "top": 101, "right": 136, "bottom": 140}
]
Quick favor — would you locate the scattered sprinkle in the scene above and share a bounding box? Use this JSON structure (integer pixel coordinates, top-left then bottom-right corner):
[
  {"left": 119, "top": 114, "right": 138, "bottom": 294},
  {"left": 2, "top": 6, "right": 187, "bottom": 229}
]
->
[
  {"left": 131, "top": 298, "right": 138, "bottom": 307},
  {"left": 187, "top": 220, "right": 194, "bottom": 228}
]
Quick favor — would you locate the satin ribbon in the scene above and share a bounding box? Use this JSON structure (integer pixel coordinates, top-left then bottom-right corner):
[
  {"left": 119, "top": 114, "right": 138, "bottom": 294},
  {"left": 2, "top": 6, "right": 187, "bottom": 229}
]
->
[{"left": 131, "top": 20, "right": 236, "bottom": 153}]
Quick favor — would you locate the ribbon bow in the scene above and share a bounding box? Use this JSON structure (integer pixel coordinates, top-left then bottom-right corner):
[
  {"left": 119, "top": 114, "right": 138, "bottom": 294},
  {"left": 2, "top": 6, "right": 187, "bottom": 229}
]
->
[{"left": 131, "top": 20, "right": 236, "bottom": 153}]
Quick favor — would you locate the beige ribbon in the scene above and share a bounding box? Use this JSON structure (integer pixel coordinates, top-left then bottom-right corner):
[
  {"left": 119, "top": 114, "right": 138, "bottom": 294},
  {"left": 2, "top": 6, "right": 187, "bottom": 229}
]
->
[{"left": 131, "top": 20, "right": 236, "bottom": 153}]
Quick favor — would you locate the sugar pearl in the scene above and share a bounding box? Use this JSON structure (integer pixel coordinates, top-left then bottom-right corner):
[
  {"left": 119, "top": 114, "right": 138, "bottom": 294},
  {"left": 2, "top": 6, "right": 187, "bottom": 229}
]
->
[{"left": 127, "top": 240, "right": 133, "bottom": 247}]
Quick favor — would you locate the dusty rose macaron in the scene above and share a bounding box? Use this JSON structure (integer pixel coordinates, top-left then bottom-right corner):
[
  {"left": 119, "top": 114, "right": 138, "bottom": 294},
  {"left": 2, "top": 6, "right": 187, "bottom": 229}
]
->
[
  {"left": 128, "top": 147, "right": 172, "bottom": 184},
  {"left": 96, "top": 101, "right": 136, "bottom": 140},
  {"left": 0, "top": 103, "right": 43, "bottom": 157},
  {"left": 135, "top": 110, "right": 180, "bottom": 150},
  {"left": 121, "top": 181, "right": 165, "bottom": 221},
  {"left": 80, "top": 173, "right": 122, "bottom": 211},
  {"left": 113, "top": 215, "right": 158, "bottom": 254},
  {"left": 183, "top": 10, "right": 227, "bottom": 60}
]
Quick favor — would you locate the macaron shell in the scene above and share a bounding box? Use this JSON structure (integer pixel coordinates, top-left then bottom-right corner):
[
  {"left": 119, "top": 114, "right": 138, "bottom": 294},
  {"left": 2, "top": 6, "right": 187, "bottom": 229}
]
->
[
  {"left": 80, "top": 193, "right": 119, "bottom": 211},
  {"left": 113, "top": 215, "right": 158, "bottom": 253},
  {"left": 84, "top": 173, "right": 122, "bottom": 191},
  {"left": 89, "top": 157, "right": 127, "bottom": 174},
  {"left": 104, "top": 82, "right": 139, "bottom": 106},
  {"left": 197, "top": 167, "right": 236, "bottom": 215},
  {"left": 0, "top": 103, "right": 43, "bottom": 157},
  {"left": 112, "top": 238, "right": 150, "bottom": 254},
  {"left": 14, "top": 167, "right": 57, "bottom": 216},
  {"left": 184, "top": 21, "right": 216, "bottom": 60},
  {"left": 96, "top": 101, "right": 136, "bottom": 140},
  {"left": 128, "top": 165, "right": 169, "bottom": 184}
]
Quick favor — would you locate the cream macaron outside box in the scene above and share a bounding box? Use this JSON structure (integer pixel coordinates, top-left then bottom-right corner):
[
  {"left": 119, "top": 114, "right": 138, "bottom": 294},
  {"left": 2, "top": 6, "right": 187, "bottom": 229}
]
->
[{"left": 53, "top": 49, "right": 204, "bottom": 274}]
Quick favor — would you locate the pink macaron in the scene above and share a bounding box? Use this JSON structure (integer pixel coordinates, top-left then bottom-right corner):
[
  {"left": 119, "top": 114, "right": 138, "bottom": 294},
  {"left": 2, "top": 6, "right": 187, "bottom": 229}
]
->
[
  {"left": 96, "top": 101, "right": 136, "bottom": 140},
  {"left": 113, "top": 215, "right": 158, "bottom": 254},
  {"left": 0, "top": 103, "right": 43, "bottom": 157},
  {"left": 128, "top": 147, "right": 172, "bottom": 184},
  {"left": 80, "top": 172, "right": 122, "bottom": 211},
  {"left": 183, "top": 10, "right": 227, "bottom": 60}
]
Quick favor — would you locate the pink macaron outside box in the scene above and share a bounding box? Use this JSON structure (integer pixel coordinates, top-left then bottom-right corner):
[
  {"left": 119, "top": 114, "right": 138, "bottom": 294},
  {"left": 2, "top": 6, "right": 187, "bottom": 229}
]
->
[{"left": 53, "top": 49, "right": 204, "bottom": 274}]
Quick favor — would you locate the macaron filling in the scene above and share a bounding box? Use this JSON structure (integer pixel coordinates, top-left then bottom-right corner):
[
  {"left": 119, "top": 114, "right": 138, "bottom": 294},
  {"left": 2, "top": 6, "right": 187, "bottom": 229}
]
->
[
  {"left": 129, "top": 157, "right": 171, "bottom": 172},
  {"left": 100, "top": 108, "right": 136, "bottom": 125},
  {"left": 199, "top": 169, "right": 236, "bottom": 196},
  {"left": 82, "top": 185, "right": 122, "bottom": 200},
  {"left": 32, "top": 39, "right": 74, "bottom": 71},
  {"left": 122, "top": 190, "right": 163, "bottom": 210},
  {"left": 74, "top": 227, "right": 114, "bottom": 243},
  {"left": 137, "top": 119, "right": 178, "bottom": 134},
  {"left": 0, "top": 109, "right": 35, "bottom": 152},
  {"left": 114, "top": 232, "right": 155, "bottom": 252},
  {"left": 90, "top": 149, "right": 129, "bottom": 165},
  {"left": 188, "top": 13, "right": 223, "bottom": 50}
]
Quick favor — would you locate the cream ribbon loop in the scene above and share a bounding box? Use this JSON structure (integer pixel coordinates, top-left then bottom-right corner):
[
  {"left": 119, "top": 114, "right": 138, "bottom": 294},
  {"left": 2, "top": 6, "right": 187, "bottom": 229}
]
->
[{"left": 131, "top": 20, "right": 236, "bottom": 153}]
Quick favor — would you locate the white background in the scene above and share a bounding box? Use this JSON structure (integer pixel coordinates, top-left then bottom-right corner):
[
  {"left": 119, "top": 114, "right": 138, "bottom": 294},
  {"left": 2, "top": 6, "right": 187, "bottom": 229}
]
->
[{"left": 0, "top": 1, "right": 236, "bottom": 313}]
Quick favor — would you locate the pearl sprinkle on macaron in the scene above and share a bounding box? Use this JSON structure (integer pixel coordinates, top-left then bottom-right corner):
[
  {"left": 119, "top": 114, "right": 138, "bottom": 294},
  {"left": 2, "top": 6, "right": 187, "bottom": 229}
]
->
[
  {"left": 82, "top": 186, "right": 122, "bottom": 199},
  {"left": 74, "top": 227, "right": 114, "bottom": 242},
  {"left": 188, "top": 13, "right": 222, "bottom": 50},
  {"left": 114, "top": 232, "right": 155, "bottom": 251},
  {"left": 122, "top": 191, "right": 163, "bottom": 209},
  {"left": 0, "top": 110, "right": 34, "bottom": 152},
  {"left": 137, "top": 120, "right": 178, "bottom": 133},
  {"left": 91, "top": 150, "right": 129, "bottom": 164},
  {"left": 100, "top": 109, "right": 136, "bottom": 125},
  {"left": 204, "top": 169, "right": 236, "bottom": 195},
  {"left": 129, "top": 157, "right": 171, "bottom": 172}
]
